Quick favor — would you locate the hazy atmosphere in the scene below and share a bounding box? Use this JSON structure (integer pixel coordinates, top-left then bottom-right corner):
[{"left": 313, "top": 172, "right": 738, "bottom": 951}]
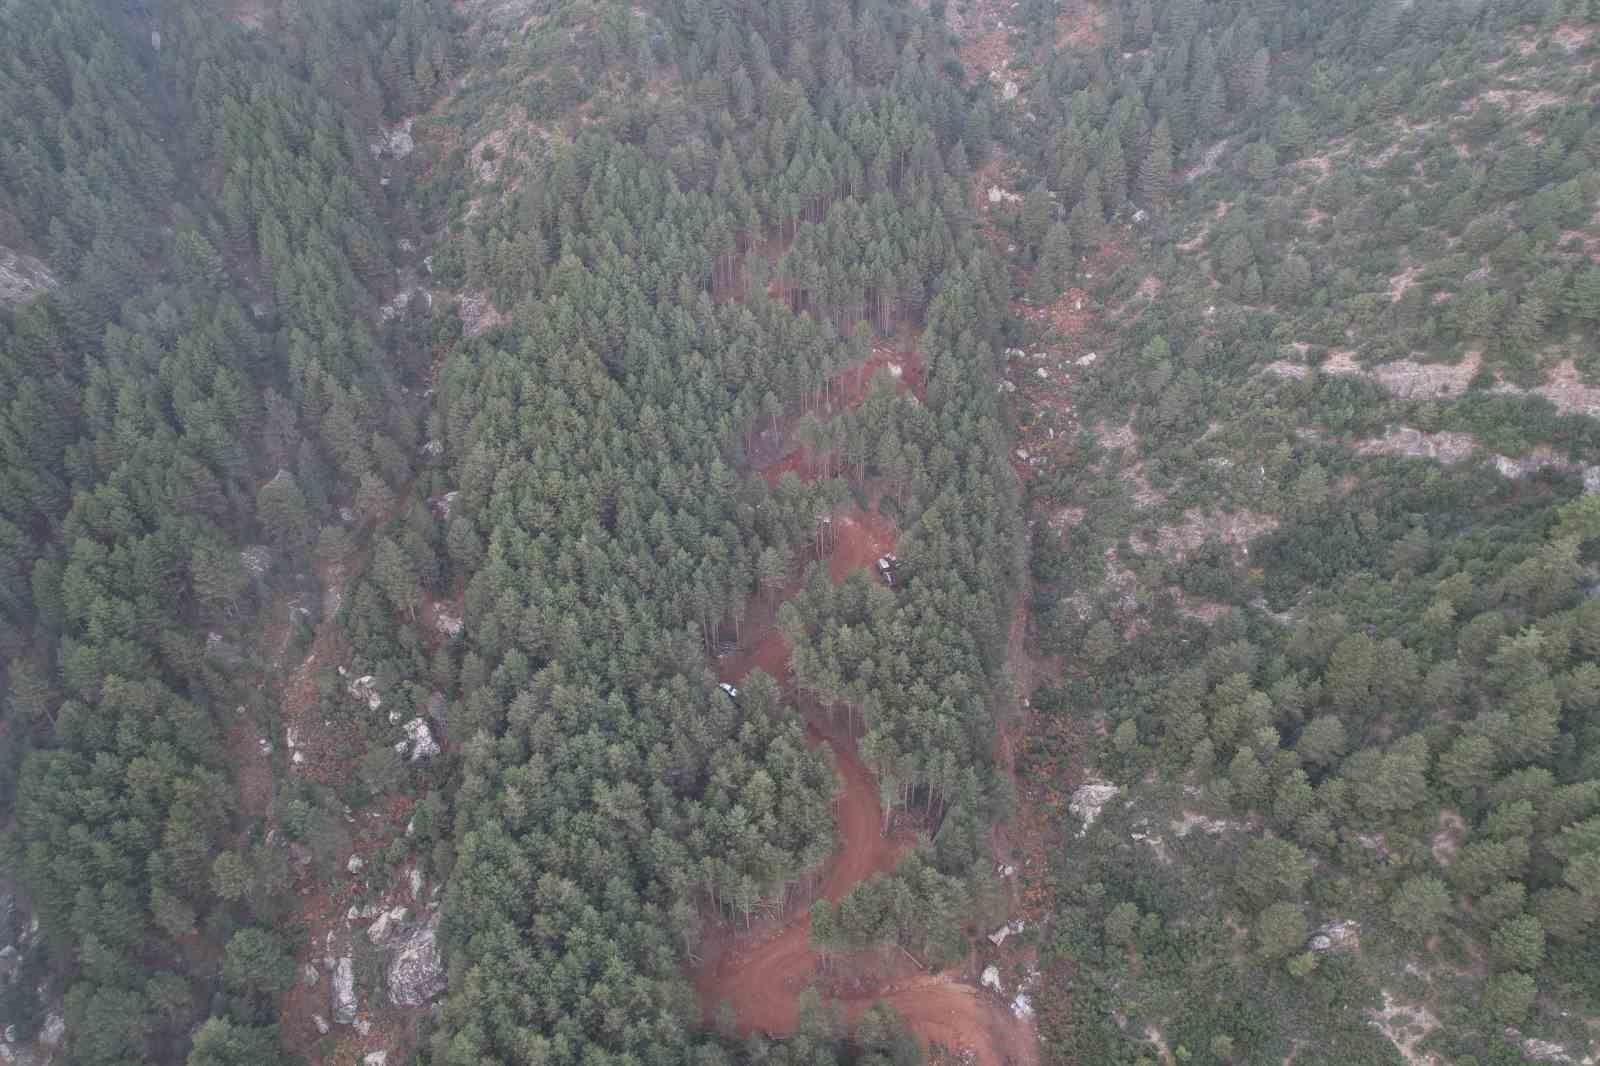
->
[{"left": 2, "top": 1, "right": 1599, "bottom": 1064}]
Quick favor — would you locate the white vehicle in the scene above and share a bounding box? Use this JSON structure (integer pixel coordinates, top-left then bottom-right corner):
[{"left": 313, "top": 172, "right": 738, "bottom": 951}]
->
[
  {"left": 875, "top": 554, "right": 899, "bottom": 586},
  {"left": 718, "top": 682, "right": 740, "bottom": 703}
]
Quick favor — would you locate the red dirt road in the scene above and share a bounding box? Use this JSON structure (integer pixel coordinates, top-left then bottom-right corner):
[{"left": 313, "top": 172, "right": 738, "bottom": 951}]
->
[
  {"left": 690, "top": 718, "right": 910, "bottom": 1035},
  {"left": 850, "top": 978, "right": 1037, "bottom": 1066},
  {"left": 694, "top": 503, "right": 1038, "bottom": 1065},
  {"left": 694, "top": 505, "right": 908, "bottom": 1034}
]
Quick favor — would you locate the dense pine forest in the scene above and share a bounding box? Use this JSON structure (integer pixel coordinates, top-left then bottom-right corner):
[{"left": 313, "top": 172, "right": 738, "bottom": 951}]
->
[{"left": 5, "top": 0, "right": 1600, "bottom": 1064}]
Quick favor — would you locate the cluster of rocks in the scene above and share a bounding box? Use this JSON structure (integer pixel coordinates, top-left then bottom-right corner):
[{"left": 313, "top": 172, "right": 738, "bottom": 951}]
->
[
  {"left": 316, "top": 865, "right": 447, "bottom": 1038},
  {"left": 1504, "top": 1029, "right": 1592, "bottom": 1064},
  {"left": 368, "top": 119, "right": 415, "bottom": 160},
  {"left": 0, "top": 1014, "right": 63, "bottom": 1066},
  {"left": 395, "top": 717, "right": 440, "bottom": 762},
  {"left": 239, "top": 544, "right": 273, "bottom": 578},
  {"left": 979, "top": 961, "right": 1038, "bottom": 1021},
  {"left": 1308, "top": 919, "right": 1359, "bottom": 954},
  {"left": 987, "top": 918, "right": 1026, "bottom": 947},
  {"left": 434, "top": 610, "right": 464, "bottom": 639},
  {"left": 0, "top": 902, "right": 64, "bottom": 1066},
  {"left": 344, "top": 671, "right": 384, "bottom": 713}
]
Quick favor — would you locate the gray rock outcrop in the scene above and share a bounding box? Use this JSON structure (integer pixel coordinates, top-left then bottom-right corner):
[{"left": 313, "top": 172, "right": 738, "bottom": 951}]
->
[
  {"left": 0, "top": 247, "right": 57, "bottom": 305},
  {"left": 1069, "top": 782, "right": 1121, "bottom": 835},
  {"left": 332, "top": 956, "right": 358, "bottom": 1024},
  {"left": 396, "top": 718, "right": 441, "bottom": 761},
  {"left": 386, "top": 913, "right": 446, "bottom": 1007}
]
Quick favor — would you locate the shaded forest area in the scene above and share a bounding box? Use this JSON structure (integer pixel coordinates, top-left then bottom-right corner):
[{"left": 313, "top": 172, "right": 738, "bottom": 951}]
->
[{"left": 0, "top": 0, "right": 1029, "bottom": 1064}]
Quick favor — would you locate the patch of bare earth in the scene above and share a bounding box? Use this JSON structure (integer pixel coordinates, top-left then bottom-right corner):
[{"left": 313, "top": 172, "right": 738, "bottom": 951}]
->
[
  {"left": 1296, "top": 154, "right": 1334, "bottom": 181},
  {"left": 1431, "top": 809, "right": 1466, "bottom": 867},
  {"left": 1534, "top": 358, "right": 1600, "bottom": 416},
  {"left": 1094, "top": 421, "right": 1137, "bottom": 451},
  {"left": 1175, "top": 224, "right": 1210, "bottom": 253},
  {"left": 229, "top": 0, "right": 268, "bottom": 29},
  {"left": 950, "top": 0, "right": 1017, "bottom": 76},
  {"left": 1024, "top": 287, "right": 1097, "bottom": 340},
  {"left": 1049, "top": 506, "right": 1086, "bottom": 533},
  {"left": 1553, "top": 22, "right": 1597, "bottom": 51},
  {"left": 1144, "top": 1026, "right": 1175, "bottom": 1066},
  {"left": 1120, "top": 462, "right": 1164, "bottom": 509},
  {"left": 1263, "top": 359, "right": 1311, "bottom": 380},
  {"left": 1389, "top": 265, "right": 1423, "bottom": 302},
  {"left": 1181, "top": 139, "right": 1229, "bottom": 184},
  {"left": 1100, "top": 547, "right": 1139, "bottom": 615},
  {"left": 455, "top": 289, "right": 507, "bottom": 336},
  {"left": 1270, "top": 349, "right": 1487, "bottom": 401},
  {"left": 1368, "top": 991, "right": 1443, "bottom": 1066},
  {"left": 1169, "top": 587, "right": 1233, "bottom": 625},
  {"left": 1465, "top": 88, "right": 1571, "bottom": 117},
  {"left": 1054, "top": 0, "right": 1105, "bottom": 49},
  {"left": 1355, "top": 427, "right": 1480, "bottom": 465},
  {"left": 1129, "top": 509, "right": 1279, "bottom": 562},
  {"left": 1322, "top": 349, "right": 1364, "bottom": 375}
]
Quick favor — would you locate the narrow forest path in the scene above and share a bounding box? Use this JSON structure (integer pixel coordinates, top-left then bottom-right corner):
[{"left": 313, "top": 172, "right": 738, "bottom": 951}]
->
[{"left": 690, "top": 347, "right": 1039, "bottom": 1065}]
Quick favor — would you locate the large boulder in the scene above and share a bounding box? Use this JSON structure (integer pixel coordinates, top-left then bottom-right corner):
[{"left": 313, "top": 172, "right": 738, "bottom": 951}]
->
[
  {"left": 331, "top": 956, "right": 358, "bottom": 1024},
  {"left": 387, "top": 913, "right": 446, "bottom": 1007},
  {"left": 1069, "top": 782, "right": 1121, "bottom": 835},
  {"left": 0, "top": 247, "right": 57, "bottom": 306},
  {"left": 396, "top": 718, "right": 440, "bottom": 761},
  {"left": 368, "top": 907, "right": 409, "bottom": 946},
  {"left": 348, "top": 675, "right": 382, "bottom": 713}
]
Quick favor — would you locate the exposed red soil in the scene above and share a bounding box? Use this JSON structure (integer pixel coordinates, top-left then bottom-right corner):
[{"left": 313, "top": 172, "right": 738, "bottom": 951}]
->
[
  {"left": 759, "top": 346, "right": 925, "bottom": 486},
  {"left": 697, "top": 446, "right": 1037, "bottom": 1062},
  {"left": 691, "top": 718, "right": 915, "bottom": 1035},
  {"left": 850, "top": 345, "right": 926, "bottom": 405},
  {"left": 949, "top": 0, "right": 1018, "bottom": 77},
  {"left": 718, "top": 619, "right": 793, "bottom": 689},
  {"left": 826, "top": 510, "right": 898, "bottom": 583},
  {"left": 226, "top": 707, "right": 276, "bottom": 821},
  {"left": 700, "top": 609, "right": 1035, "bottom": 1064},
  {"left": 1055, "top": 0, "right": 1106, "bottom": 49},
  {"left": 1025, "top": 287, "right": 1095, "bottom": 340},
  {"left": 851, "top": 978, "right": 1037, "bottom": 1066},
  {"left": 761, "top": 448, "right": 825, "bottom": 487},
  {"left": 696, "top": 499, "right": 912, "bottom": 1033}
]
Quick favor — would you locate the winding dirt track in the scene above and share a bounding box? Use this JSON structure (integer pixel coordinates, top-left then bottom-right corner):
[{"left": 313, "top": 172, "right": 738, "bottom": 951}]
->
[{"left": 692, "top": 498, "right": 1037, "bottom": 1064}]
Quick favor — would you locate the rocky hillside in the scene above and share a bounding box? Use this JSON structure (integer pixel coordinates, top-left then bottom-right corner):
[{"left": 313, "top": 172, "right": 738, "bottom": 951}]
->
[{"left": 980, "top": 0, "right": 1600, "bottom": 1064}]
